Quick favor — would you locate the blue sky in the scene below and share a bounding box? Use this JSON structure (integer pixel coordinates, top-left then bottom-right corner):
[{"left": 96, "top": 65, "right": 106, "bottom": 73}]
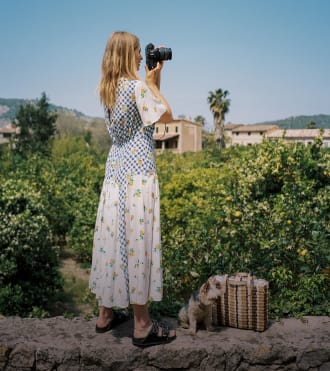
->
[{"left": 1, "top": 0, "right": 329, "bottom": 128}]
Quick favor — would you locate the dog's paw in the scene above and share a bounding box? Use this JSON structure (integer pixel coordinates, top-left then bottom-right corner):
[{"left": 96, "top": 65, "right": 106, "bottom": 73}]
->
[
  {"left": 206, "top": 326, "right": 216, "bottom": 332},
  {"left": 188, "top": 328, "right": 197, "bottom": 335}
]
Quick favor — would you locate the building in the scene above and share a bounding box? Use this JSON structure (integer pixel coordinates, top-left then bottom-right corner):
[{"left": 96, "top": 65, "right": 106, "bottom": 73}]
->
[
  {"left": 224, "top": 123, "right": 244, "bottom": 146},
  {"left": 226, "top": 124, "right": 279, "bottom": 146},
  {"left": 224, "top": 124, "right": 330, "bottom": 148},
  {"left": 0, "top": 124, "right": 16, "bottom": 145},
  {"left": 267, "top": 129, "right": 330, "bottom": 147},
  {"left": 153, "top": 119, "right": 202, "bottom": 154}
]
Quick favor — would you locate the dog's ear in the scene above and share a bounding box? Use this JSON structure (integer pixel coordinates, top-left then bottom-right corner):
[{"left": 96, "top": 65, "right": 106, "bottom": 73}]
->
[
  {"left": 201, "top": 280, "right": 210, "bottom": 295},
  {"left": 209, "top": 275, "right": 216, "bottom": 284}
]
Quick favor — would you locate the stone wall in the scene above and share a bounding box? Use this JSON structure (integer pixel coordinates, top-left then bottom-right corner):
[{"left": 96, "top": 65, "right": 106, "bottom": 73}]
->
[{"left": 0, "top": 316, "right": 329, "bottom": 370}]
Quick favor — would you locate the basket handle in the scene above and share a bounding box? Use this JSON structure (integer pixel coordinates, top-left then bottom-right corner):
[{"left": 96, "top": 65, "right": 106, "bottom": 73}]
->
[{"left": 235, "top": 272, "right": 249, "bottom": 279}]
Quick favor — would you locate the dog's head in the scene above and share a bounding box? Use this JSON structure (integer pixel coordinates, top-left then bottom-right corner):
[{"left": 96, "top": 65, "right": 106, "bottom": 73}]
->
[{"left": 199, "top": 275, "right": 223, "bottom": 305}]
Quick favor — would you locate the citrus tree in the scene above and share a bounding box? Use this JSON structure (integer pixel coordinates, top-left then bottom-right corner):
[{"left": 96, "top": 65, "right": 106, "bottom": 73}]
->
[
  {"left": 157, "top": 137, "right": 330, "bottom": 317},
  {"left": 0, "top": 178, "right": 62, "bottom": 316}
]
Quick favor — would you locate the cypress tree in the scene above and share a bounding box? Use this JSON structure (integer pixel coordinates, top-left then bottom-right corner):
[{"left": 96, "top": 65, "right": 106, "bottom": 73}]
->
[{"left": 14, "top": 92, "right": 57, "bottom": 156}]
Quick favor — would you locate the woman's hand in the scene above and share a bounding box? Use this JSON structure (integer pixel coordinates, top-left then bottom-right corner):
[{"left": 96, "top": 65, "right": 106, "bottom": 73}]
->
[
  {"left": 145, "top": 61, "right": 163, "bottom": 89},
  {"left": 144, "top": 50, "right": 173, "bottom": 123}
]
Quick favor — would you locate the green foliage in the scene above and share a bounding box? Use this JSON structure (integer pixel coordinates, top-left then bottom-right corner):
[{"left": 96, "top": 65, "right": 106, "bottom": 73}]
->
[
  {"left": 0, "top": 134, "right": 104, "bottom": 316},
  {"left": 51, "top": 137, "right": 104, "bottom": 260},
  {"left": 3, "top": 136, "right": 103, "bottom": 260},
  {"left": 157, "top": 138, "right": 330, "bottom": 317},
  {"left": 1, "top": 114, "right": 329, "bottom": 318},
  {"left": 0, "top": 178, "right": 62, "bottom": 316},
  {"left": 13, "top": 92, "right": 57, "bottom": 157},
  {"left": 66, "top": 185, "right": 99, "bottom": 262},
  {"left": 194, "top": 115, "right": 206, "bottom": 126},
  {"left": 270, "top": 273, "right": 329, "bottom": 318}
]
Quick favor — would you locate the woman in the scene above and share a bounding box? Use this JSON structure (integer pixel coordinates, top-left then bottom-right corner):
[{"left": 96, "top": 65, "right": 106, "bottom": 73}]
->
[{"left": 89, "top": 31, "right": 176, "bottom": 347}]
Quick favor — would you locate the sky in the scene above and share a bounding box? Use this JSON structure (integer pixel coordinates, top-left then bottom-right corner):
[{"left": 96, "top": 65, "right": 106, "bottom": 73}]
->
[{"left": 1, "top": 0, "right": 330, "bottom": 129}]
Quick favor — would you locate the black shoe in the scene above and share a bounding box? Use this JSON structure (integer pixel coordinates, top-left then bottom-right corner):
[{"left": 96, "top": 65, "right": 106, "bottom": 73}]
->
[
  {"left": 95, "top": 310, "right": 129, "bottom": 333},
  {"left": 132, "top": 320, "right": 176, "bottom": 347}
]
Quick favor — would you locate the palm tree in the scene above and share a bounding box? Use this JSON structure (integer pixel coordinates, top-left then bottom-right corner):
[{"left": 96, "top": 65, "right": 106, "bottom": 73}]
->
[
  {"left": 306, "top": 121, "right": 317, "bottom": 129},
  {"left": 194, "top": 115, "right": 206, "bottom": 126},
  {"left": 207, "top": 89, "right": 230, "bottom": 149}
]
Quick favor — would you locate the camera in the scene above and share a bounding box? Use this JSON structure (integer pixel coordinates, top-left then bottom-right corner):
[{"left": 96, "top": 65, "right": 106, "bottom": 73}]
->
[{"left": 145, "top": 43, "right": 172, "bottom": 70}]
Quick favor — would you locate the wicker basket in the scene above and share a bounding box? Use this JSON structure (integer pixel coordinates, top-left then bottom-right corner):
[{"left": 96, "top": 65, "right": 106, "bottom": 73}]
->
[{"left": 212, "top": 273, "right": 269, "bottom": 332}]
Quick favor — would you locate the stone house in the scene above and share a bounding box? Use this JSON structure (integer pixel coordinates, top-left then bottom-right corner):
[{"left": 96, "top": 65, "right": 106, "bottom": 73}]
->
[
  {"left": 225, "top": 124, "right": 279, "bottom": 146},
  {"left": 224, "top": 123, "right": 244, "bottom": 146},
  {"left": 267, "top": 128, "right": 330, "bottom": 147},
  {"left": 0, "top": 124, "right": 16, "bottom": 145},
  {"left": 153, "top": 119, "right": 202, "bottom": 154},
  {"left": 224, "top": 124, "right": 330, "bottom": 147}
]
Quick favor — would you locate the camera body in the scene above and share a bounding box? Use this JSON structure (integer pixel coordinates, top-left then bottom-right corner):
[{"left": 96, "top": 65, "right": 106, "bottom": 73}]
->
[{"left": 145, "top": 43, "right": 172, "bottom": 70}]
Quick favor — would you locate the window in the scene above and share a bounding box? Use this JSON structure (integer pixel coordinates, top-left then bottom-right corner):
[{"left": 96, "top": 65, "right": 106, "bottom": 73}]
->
[
  {"left": 248, "top": 132, "right": 251, "bottom": 136},
  {"left": 166, "top": 126, "right": 169, "bottom": 133},
  {"left": 156, "top": 127, "right": 159, "bottom": 133},
  {"left": 175, "top": 126, "right": 178, "bottom": 133}
]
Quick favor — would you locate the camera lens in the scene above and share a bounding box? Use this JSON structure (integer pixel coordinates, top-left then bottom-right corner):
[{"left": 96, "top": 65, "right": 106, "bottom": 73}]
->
[
  {"left": 158, "top": 47, "right": 172, "bottom": 61},
  {"left": 145, "top": 43, "right": 172, "bottom": 70}
]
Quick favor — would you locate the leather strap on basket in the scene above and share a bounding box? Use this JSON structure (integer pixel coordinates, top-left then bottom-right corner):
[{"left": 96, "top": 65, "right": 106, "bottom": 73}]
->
[{"left": 221, "top": 274, "right": 228, "bottom": 293}]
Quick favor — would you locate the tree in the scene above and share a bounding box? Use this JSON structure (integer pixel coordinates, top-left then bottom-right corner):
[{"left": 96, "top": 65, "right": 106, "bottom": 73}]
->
[
  {"left": 14, "top": 92, "right": 57, "bottom": 156},
  {"left": 306, "top": 121, "right": 317, "bottom": 129},
  {"left": 207, "top": 89, "right": 230, "bottom": 149},
  {"left": 194, "top": 115, "right": 206, "bottom": 126},
  {"left": 0, "top": 177, "right": 62, "bottom": 316}
]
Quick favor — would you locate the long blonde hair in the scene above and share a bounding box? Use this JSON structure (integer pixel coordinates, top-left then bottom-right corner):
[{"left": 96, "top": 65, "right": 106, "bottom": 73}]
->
[{"left": 99, "top": 31, "right": 140, "bottom": 108}]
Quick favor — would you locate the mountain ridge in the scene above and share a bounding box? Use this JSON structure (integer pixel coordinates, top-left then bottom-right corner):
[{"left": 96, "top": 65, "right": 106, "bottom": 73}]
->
[
  {"left": 1, "top": 97, "right": 330, "bottom": 129},
  {"left": 251, "top": 114, "right": 330, "bottom": 129},
  {"left": 0, "top": 98, "right": 92, "bottom": 127}
]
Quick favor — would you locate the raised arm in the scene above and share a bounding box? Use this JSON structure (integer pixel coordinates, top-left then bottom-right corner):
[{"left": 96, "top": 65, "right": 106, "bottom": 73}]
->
[{"left": 145, "top": 62, "right": 173, "bottom": 123}]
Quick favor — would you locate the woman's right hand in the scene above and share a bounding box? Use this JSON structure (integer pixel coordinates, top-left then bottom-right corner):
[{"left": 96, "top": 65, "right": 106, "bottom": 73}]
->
[
  {"left": 145, "top": 61, "right": 163, "bottom": 89},
  {"left": 144, "top": 60, "right": 173, "bottom": 123}
]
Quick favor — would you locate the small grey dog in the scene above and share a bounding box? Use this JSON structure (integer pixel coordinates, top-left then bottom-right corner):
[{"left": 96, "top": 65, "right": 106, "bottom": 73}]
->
[{"left": 178, "top": 275, "right": 222, "bottom": 334}]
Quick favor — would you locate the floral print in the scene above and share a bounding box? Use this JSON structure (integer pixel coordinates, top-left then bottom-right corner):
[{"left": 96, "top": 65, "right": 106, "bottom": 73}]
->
[{"left": 89, "top": 78, "right": 166, "bottom": 308}]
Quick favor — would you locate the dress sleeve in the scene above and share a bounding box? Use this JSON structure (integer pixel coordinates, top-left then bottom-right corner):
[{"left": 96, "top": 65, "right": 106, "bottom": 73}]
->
[{"left": 135, "top": 80, "right": 167, "bottom": 126}]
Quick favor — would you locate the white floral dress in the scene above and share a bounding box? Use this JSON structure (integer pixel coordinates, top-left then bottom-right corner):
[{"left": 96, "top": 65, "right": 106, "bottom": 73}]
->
[{"left": 89, "top": 78, "right": 166, "bottom": 308}]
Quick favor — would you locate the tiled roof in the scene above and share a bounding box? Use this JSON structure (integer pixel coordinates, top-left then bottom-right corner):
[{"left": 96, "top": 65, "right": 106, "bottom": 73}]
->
[
  {"left": 224, "top": 124, "right": 242, "bottom": 130},
  {"left": 0, "top": 126, "right": 16, "bottom": 134},
  {"left": 153, "top": 133, "right": 179, "bottom": 141},
  {"left": 232, "top": 125, "right": 279, "bottom": 133},
  {"left": 268, "top": 129, "right": 330, "bottom": 138}
]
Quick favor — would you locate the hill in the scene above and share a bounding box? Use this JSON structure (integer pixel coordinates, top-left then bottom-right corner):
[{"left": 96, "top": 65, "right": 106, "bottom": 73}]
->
[
  {"left": 0, "top": 97, "right": 109, "bottom": 152},
  {"left": 252, "top": 114, "right": 330, "bottom": 129},
  {"left": 2, "top": 97, "right": 330, "bottom": 132},
  {"left": 0, "top": 97, "right": 96, "bottom": 127}
]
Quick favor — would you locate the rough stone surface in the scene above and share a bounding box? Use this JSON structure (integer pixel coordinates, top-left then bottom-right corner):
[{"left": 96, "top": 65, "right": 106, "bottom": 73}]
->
[{"left": 0, "top": 316, "right": 329, "bottom": 370}]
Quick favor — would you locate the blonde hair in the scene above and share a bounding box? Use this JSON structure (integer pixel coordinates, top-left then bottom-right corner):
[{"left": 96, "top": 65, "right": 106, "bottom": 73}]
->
[{"left": 99, "top": 31, "right": 140, "bottom": 108}]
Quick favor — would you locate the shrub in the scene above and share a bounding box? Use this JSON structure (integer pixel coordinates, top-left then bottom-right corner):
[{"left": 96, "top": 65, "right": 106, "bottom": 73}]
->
[
  {"left": 157, "top": 139, "right": 330, "bottom": 317},
  {"left": 66, "top": 186, "right": 99, "bottom": 262},
  {"left": 0, "top": 178, "right": 62, "bottom": 316},
  {"left": 51, "top": 138, "right": 104, "bottom": 261}
]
